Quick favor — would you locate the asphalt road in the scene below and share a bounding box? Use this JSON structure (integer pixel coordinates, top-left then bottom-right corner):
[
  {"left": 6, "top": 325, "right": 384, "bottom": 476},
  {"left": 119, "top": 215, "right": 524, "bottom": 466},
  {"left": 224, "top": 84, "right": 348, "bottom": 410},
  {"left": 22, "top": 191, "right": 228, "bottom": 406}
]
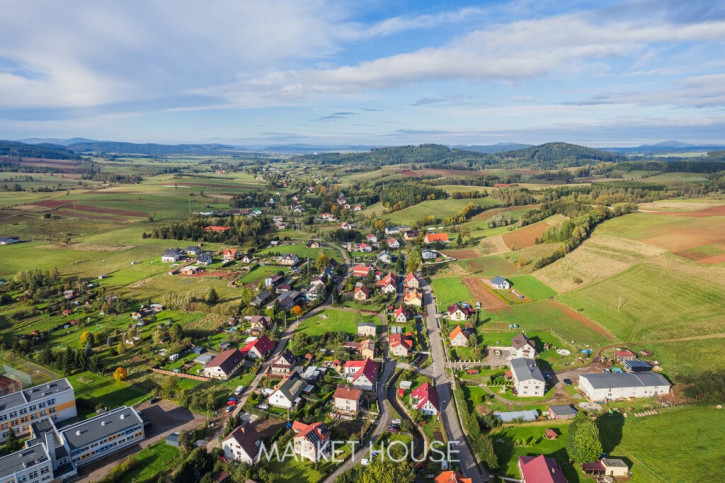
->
[{"left": 420, "top": 275, "right": 489, "bottom": 482}]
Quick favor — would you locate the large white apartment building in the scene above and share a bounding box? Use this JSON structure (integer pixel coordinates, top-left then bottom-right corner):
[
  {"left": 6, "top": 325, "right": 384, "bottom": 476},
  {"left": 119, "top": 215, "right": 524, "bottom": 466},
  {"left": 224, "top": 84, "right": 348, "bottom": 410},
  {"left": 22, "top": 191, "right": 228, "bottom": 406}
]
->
[
  {"left": 0, "top": 378, "right": 76, "bottom": 443},
  {"left": 0, "top": 380, "right": 144, "bottom": 483}
]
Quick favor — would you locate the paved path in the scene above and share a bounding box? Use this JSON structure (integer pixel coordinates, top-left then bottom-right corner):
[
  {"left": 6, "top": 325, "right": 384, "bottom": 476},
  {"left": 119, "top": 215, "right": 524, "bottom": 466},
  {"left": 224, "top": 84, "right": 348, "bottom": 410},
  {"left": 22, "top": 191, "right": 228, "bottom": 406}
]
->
[{"left": 421, "top": 276, "right": 490, "bottom": 482}]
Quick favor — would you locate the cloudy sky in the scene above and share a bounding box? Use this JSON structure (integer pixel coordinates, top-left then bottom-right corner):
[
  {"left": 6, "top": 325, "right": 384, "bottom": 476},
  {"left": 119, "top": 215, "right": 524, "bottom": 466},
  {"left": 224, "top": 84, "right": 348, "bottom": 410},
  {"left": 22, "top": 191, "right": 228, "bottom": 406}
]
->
[{"left": 2, "top": 0, "right": 724, "bottom": 146}]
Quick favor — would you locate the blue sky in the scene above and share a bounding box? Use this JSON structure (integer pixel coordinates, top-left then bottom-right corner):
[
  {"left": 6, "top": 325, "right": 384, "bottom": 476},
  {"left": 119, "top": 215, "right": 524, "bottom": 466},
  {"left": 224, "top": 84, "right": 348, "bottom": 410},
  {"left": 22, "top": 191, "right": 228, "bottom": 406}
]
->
[{"left": 1, "top": 0, "right": 724, "bottom": 146}]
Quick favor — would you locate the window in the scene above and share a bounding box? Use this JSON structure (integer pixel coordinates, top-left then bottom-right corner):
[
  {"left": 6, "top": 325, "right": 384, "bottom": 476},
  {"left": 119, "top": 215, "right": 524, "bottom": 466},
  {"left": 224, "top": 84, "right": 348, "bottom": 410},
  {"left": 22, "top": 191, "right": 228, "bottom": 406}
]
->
[{"left": 47, "top": 399, "right": 56, "bottom": 405}]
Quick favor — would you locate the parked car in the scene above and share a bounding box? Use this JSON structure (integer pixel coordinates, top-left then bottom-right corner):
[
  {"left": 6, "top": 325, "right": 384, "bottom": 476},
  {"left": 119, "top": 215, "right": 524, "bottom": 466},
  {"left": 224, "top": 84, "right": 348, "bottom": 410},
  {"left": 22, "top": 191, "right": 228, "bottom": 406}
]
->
[
  {"left": 235, "top": 385, "right": 245, "bottom": 395},
  {"left": 150, "top": 396, "right": 161, "bottom": 404},
  {"left": 257, "top": 403, "right": 269, "bottom": 410},
  {"left": 392, "top": 419, "right": 402, "bottom": 425},
  {"left": 226, "top": 400, "right": 236, "bottom": 407},
  {"left": 225, "top": 406, "right": 234, "bottom": 413},
  {"left": 563, "top": 378, "right": 572, "bottom": 386}
]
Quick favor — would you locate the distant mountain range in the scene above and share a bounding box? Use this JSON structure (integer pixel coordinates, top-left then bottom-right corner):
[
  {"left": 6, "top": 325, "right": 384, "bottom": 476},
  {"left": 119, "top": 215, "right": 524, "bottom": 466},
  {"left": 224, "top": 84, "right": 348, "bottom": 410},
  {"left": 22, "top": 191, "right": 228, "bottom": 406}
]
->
[{"left": 7, "top": 137, "right": 725, "bottom": 161}]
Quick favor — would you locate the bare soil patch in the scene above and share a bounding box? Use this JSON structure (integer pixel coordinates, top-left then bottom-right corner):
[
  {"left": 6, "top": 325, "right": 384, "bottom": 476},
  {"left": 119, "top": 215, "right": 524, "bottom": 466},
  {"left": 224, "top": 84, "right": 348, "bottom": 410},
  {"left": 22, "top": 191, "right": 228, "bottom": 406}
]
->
[
  {"left": 30, "top": 200, "right": 71, "bottom": 208},
  {"left": 502, "top": 221, "right": 550, "bottom": 249},
  {"left": 700, "top": 254, "right": 725, "bottom": 265},
  {"left": 463, "top": 277, "right": 508, "bottom": 311},
  {"left": 442, "top": 249, "right": 480, "bottom": 260},
  {"left": 648, "top": 205, "right": 725, "bottom": 218}
]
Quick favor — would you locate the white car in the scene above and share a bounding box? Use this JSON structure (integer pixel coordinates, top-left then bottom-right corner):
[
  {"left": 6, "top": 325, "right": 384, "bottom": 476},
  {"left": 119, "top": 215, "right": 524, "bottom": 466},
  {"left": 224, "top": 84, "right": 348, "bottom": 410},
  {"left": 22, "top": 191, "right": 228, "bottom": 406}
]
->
[
  {"left": 391, "top": 419, "right": 401, "bottom": 425},
  {"left": 235, "top": 385, "right": 245, "bottom": 395},
  {"left": 361, "top": 458, "right": 370, "bottom": 466}
]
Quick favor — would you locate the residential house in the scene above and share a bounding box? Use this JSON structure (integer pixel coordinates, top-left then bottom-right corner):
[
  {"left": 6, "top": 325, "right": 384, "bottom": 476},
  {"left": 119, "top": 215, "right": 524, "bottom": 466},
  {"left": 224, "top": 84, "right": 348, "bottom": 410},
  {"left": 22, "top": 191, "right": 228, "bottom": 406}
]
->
[
  {"left": 403, "top": 230, "right": 418, "bottom": 241},
  {"left": 186, "top": 246, "right": 202, "bottom": 256},
  {"left": 579, "top": 372, "right": 671, "bottom": 400},
  {"left": 333, "top": 386, "right": 363, "bottom": 416},
  {"left": 241, "top": 253, "right": 254, "bottom": 263},
  {"left": 357, "top": 243, "right": 373, "bottom": 252},
  {"left": 241, "top": 334, "right": 275, "bottom": 360},
  {"left": 0, "top": 236, "right": 20, "bottom": 245},
  {"left": 510, "top": 358, "right": 546, "bottom": 397},
  {"left": 266, "top": 290, "right": 301, "bottom": 311},
  {"left": 353, "top": 265, "right": 371, "bottom": 278},
  {"left": 517, "top": 455, "right": 567, "bottom": 483},
  {"left": 387, "top": 238, "right": 400, "bottom": 249},
  {"left": 393, "top": 306, "right": 409, "bottom": 323},
  {"left": 615, "top": 350, "right": 637, "bottom": 362},
  {"left": 197, "top": 254, "right": 213, "bottom": 265},
  {"left": 343, "top": 359, "right": 379, "bottom": 391},
  {"left": 410, "top": 382, "right": 439, "bottom": 416},
  {"left": 384, "top": 226, "right": 401, "bottom": 235},
  {"left": 180, "top": 265, "right": 202, "bottom": 275},
  {"left": 203, "top": 349, "right": 245, "bottom": 380},
  {"left": 306, "top": 240, "right": 320, "bottom": 249},
  {"left": 360, "top": 339, "right": 376, "bottom": 359},
  {"left": 547, "top": 405, "right": 577, "bottom": 420},
  {"left": 365, "top": 234, "right": 378, "bottom": 244},
  {"left": 377, "top": 272, "right": 397, "bottom": 294},
  {"left": 449, "top": 326, "right": 470, "bottom": 347},
  {"left": 268, "top": 373, "right": 306, "bottom": 409},
  {"left": 161, "top": 248, "right": 184, "bottom": 263},
  {"left": 377, "top": 250, "right": 393, "bottom": 264},
  {"left": 353, "top": 204, "right": 362, "bottom": 211},
  {"left": 249, "top": 315, "right": 272, "bottom": 331},
  {"left": 404, "top": 289, "right": 423, "bottom": 307},
  {"left": 404, "top": 272, "right": 420, "bottom": 289},
  {"left": 341, "top": 222, "right": 353, "bottom": 230},
  {"left": 222, "top": 422, "right": 262, "bottom": 464},
  {"left": 268, "top": 349, "right": 296, "bottom": 377},
  {"left": 434, "top": 471, "right": 472, "bottom": 483},
  {"left": 447, "top": 302, "right": 474, "bottom": 321},
  {"left": 321, "top": 213, "right": 337, "bottom": 222},
  {"left": 354, "top": 286, "right": 371, "bottom": 301},
  {"left": 424, "top": 232, "right": 449, "bottom": 244},
  {"left": 222, "top": 249, "right": 238, "bottom": 261},
  {"left": 279, "top": 253, "right": 299, "bottom": 266},
  {"left": 291, "top": 421, "right": 330, "bottom": 462},
  {"left": 512, "top": 333, "right": 537, "bottom": 358},
  {"left": 249, "top": 290, "right": 271, "bottom": 307},
  {"left": 305, "top": 283, "right": 324, "bottom": 302},
  {"left": 357, "top": 321, "right": 377, "bottom": 338},
  {"left": 389, "top": 333, "right": 414, "bottom": 357},
  {"left": 422, "top": 249, "right": 437, "bottom": 260},
  {"left": 491, "top": 276, "right": 511, "bottom": 290}
]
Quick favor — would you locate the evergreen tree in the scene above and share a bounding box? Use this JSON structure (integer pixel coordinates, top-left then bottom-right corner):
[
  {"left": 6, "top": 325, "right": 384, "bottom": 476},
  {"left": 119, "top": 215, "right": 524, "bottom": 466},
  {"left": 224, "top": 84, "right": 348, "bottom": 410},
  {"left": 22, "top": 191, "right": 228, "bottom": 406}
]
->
[{"left": 206, "top": 288, "right": 219, "bottom": 305}]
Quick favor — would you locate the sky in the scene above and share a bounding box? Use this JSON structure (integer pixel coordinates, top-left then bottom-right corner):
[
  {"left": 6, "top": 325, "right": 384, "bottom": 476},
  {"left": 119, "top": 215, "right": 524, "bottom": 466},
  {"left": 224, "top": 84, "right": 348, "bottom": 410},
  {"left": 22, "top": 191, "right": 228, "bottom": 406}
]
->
[{"left": 1, "top": 0, "right": 724, "bottom": 147}]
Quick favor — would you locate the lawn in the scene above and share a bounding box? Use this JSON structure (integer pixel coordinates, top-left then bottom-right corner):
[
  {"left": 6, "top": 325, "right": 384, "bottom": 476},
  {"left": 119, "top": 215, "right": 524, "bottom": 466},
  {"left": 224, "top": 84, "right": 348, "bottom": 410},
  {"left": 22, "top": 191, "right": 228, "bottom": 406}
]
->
[
  {"left": 67, "top": 371, "right": 150, "bottom": 415},
  {"left": 456, "top": 255, "right": 518, "bottom": 278},
  {"left": 297, "top": 309, "right": 380, "bottom": 337},
  {"left": 431, "top": 277, "right": 474, "bottom": 310},
  {"left": 508, "top": 275, "right": 557, "bottom": 300},
  {"left": 558, "top": 261, "right": 725, "bottom": 341},
  {"left": 120, "top": 441, "right": 181, "bottom": 483}
]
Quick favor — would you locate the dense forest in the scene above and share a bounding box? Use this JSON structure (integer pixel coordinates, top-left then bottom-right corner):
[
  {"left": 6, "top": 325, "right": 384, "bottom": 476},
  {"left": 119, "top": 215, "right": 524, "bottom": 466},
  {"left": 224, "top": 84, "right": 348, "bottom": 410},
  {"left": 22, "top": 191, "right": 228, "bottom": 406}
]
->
[
  {"left": 144, "top": 216, "right": 268, "bottom": 244},
  {"left": 0, "top": 140, "right": 81, "bottom": 160},
  {"left": 291, "top": 142, "right": 629, "bottom": 169}
]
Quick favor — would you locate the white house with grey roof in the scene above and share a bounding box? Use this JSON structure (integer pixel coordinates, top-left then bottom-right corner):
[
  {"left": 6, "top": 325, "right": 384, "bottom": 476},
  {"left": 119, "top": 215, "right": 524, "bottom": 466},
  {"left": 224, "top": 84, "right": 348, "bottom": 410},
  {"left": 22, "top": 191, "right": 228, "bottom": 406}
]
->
[
  {"left": 579, "top": 372, "right": 671, "bottom": 401},
  {"left": 510, "top": 358, "right": 546, "bottom": 397},
  {"left": 268, "top": 373, "right": 306, "bottom": 409},
  {"left": 161, "top": 248, "right": 184, "bottom": 263},
  {"left": 0, "top": 443, "right": 53, "bottom": 483}
]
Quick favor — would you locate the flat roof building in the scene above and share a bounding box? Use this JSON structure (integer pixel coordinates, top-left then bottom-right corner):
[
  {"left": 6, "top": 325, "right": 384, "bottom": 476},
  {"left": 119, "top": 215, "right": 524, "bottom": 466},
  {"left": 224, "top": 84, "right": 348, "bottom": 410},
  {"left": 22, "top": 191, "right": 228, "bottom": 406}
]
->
[{"left": 579, "top": 372, "right": 671, "bottom": 401}]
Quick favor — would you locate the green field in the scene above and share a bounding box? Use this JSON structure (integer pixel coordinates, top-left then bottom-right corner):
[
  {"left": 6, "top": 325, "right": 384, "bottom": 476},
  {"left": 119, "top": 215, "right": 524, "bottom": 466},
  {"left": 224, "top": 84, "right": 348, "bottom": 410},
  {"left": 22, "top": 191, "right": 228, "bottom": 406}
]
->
[
  {"left": 256, "top": 243, "right": 338, "bottom": 261},
  {"left": 431, "top": 277, "right": 474, "bottom": 309},
  {"left": 508, "top": 275, "right": 557, "bottom": 300},
  {"left": 492, "top": 405, "right": 725, "bottom": 482},
  {"left": 597, "top": 406, "right": 725, "bottom": 482},
  {"left": 628, "top": 337, "right": 725, "bottom": 381},
  {"left": 381, "top": 197, "right": 502, "bottom": 226},
  {"left": 559, "top": 262, "right": 725, "bottom": 341},
  {"left": 298, "top": 309, "right": 380, "bottom": 336},
  {"left": 455, "top": 255, "right": 518, "bottom": 277}
]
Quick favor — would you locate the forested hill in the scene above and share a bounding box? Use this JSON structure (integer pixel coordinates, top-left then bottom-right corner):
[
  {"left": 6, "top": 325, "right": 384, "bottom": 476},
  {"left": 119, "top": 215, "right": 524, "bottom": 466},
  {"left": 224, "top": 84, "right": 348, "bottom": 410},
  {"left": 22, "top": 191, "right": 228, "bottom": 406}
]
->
[
  {"left": 0, "top": 140, "right": 81, "bottom": 160},
  {"left": 67, "top": 141, "right": 242, "bottom": 155},
  {"left": 292, "top": 142, "right": 624, "bottom": 168},
  {"left": 496, "top": 142, "right": 623, "bottom": 166}
]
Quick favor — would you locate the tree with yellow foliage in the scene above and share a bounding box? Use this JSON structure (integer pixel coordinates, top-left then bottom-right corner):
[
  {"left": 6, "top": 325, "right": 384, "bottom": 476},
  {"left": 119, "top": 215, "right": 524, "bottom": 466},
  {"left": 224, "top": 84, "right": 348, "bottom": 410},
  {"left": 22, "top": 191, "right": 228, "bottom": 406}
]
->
[{"left": 113, "top": 366, "right": 128, "bottom": 382}]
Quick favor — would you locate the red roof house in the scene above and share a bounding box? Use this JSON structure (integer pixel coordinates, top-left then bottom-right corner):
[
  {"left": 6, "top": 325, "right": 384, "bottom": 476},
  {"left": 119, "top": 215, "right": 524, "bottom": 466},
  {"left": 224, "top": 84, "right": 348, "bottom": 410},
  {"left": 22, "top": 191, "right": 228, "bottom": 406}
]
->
[
  {"left": 410, "top": 382, "right": 439, "bottom": 415},
  {"left": 518, "top": 455, "right": 567, "bottom": 483}
]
